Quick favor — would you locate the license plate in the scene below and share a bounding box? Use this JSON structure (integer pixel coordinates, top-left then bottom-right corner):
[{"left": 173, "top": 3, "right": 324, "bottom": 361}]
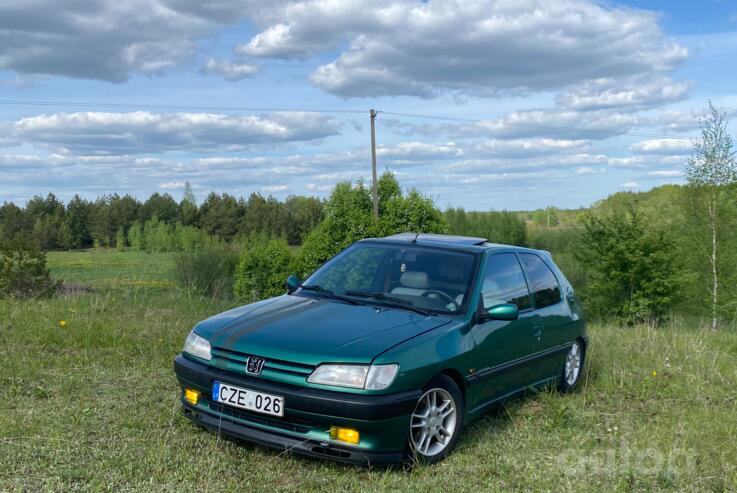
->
[{"left": 212, "top": 381, "right": 284, "bottom": 417}]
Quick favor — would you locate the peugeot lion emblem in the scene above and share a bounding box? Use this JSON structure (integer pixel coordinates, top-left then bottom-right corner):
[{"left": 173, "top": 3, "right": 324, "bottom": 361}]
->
[{"left": 246, "top": 356, "right": 265, "bottom": 375}]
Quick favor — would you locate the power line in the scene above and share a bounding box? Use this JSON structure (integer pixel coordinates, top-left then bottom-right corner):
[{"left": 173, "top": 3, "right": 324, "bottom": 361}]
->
[
  {"left": 380, "top": 110, "right": 695, "bottom": 140},
  {"left": 0, "top": 98, "right": 696, "bottom": 140},
  {"left": 0, "top": 99, "right": 366, "bottom": 115}
]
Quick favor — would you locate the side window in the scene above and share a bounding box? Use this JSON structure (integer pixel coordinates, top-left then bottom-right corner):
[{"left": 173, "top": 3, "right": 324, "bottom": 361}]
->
[
  {"left": 519, "top": 253, "right": 561, "bottom": 309},
  {"left": 481, "top": 254, "right": 531, "bottom": 310}
]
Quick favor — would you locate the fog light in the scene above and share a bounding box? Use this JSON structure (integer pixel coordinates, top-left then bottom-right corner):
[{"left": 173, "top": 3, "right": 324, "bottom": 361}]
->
[
  {"left": 184, "top": 388, "right": 200, "bottom": 405},
  {"left": 330, "top": 426, "right": 360, "bottom": 445}
]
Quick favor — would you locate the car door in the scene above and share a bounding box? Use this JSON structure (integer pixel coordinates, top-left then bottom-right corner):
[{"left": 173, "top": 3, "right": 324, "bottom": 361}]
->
[
  {"left": 468, "top": 252, "right": 542, "bottom": 410},
  {"left": 518, "top": 253, "right": 568, "bottom": 379}
]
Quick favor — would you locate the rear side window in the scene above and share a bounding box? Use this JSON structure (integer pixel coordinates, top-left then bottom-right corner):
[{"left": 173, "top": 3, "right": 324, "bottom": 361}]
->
[
  {"left": 481, "top": 254, "right": 532, "bottom": 310},
  {"left": 519, "top": 253, "right": 561, "bottom": 308}
]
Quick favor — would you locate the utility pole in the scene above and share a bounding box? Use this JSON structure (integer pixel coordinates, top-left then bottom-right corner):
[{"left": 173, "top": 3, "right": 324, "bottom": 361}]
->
[{"left": 370, "top": 109, "right": 378, "bottom": 218}]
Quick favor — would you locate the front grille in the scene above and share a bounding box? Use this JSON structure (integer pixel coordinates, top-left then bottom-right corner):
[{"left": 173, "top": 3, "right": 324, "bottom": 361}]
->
[
  {"left": 211, "top": 347, "right": 315, "bottom": 378},
  {"left": 207, "top": 400, "right": 312, "bottom": 434}
]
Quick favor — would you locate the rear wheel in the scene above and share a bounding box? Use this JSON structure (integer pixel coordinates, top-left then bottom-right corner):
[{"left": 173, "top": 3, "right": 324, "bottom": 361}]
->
[
  {"left": 559, "top": 340, "right": 584, "bottom": 392},
  {"left": 408, "top": 375, "right": 463, "bottom": 464}
]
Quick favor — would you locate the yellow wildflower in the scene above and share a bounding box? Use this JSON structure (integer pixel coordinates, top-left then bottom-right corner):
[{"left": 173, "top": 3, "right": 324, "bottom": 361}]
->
[{"left": 59, "top": 320, "right": 67, "bottom": 328}]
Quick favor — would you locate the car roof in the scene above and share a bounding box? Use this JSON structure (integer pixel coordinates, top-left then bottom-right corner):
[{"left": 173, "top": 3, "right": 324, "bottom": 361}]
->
[{"left": 360, "top": 233, "right": 551, "bottom": 256}]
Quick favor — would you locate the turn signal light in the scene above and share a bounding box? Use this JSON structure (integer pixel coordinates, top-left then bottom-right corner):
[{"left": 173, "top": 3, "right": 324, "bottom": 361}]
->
[
  {"left": 330, "top": 426, "right": 360, "bottom": 445},
  {"left": 184, "top": 388, "right": 200, "bottom": 405}
]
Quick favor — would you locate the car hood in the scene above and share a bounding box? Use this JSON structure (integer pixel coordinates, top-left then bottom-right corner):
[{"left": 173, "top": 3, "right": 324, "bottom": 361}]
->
[{"left": 193, "top": 294, "right": 452, "bottom": 365}]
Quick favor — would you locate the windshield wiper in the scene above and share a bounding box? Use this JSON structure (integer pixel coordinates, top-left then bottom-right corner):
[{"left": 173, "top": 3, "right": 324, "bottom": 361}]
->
[
  {"left": 344, "top": 290, "right": 431, "bottom": 316},
  {"left": 299, "top": 284, "right": 362, "bottom": 305}
]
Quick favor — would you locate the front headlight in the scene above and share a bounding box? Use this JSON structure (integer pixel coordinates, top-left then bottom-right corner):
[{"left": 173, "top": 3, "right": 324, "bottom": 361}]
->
[
  {"left": 183, "top": 331, "right": 212, "bottom": 361},
  {"left": 365, "top": 364, "right": 399, "bottom": 390},
  {"left": 307, "top": 364, "right": 399, "bottom": 390}
]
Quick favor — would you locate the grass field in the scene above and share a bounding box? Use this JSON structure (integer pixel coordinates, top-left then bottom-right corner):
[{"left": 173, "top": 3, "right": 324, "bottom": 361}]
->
[{"left": 1, "top": 249, "right": 736, "bottom": 492}]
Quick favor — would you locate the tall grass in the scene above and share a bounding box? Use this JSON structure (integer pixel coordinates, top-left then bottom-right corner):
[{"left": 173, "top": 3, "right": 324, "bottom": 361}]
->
[{"left": 172, "top": 244, "right": 239, "bottom": 299}]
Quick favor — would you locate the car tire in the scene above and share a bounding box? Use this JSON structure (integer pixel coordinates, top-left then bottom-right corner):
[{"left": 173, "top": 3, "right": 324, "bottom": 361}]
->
[
  {"left": 559, "top": 339, "right": 584, "bottom": 393},
  {"left": 407, "top": 374, "right": 464, "bottom": 464}
]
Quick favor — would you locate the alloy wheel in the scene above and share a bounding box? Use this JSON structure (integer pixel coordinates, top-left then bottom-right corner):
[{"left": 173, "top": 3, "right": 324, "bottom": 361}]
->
[
  {"left": 565, "top": 341, "right": 582, "bottom": 386},
  {"left": 410, "top": 388, "right": 458, "bottom": 457}
]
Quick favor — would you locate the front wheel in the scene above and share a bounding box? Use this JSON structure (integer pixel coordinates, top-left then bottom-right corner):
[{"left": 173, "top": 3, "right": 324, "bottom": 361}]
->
[
  {"left": 559, "top": 340, "right": 584, "bottom": 392},
  {"left": 408, "top": 375, "right": 463, "bottom": 464}
]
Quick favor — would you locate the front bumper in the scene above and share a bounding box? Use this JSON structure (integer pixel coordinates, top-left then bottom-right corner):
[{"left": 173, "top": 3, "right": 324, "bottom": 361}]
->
[{"left": 174, "top": 355, "right": 419, "bottom": 465}]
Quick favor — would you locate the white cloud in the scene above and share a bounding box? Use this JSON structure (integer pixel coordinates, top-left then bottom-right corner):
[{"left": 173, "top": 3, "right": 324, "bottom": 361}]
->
[
  {"left": 159, "top": 181, "right": 186, "bottom": 189},
  {"left": 622, "top": 181, "right": 641, "bottom": 189},
  {"left": 0, "top": 0, "right": 691, "bottom": 122},
  {"left": 10, "top": 111, "right": 342, "bottom": 154},
  {"left": 646, "top": 109, "right": 703, "bottom": 132},
  {"left": 0, "top": 0, "right": 288, "bottom": 82},
  {"left": 604, "top": 156, "right": 644, "bottom": 168},
  {"left": 470, "top": 138, "right": 589, "bottom": 158},
  {"left": 305, "top": 183, "right": 333, "bottom": 192},
  {"left": 261, "top": 184, "right": 291, "bottom": 193},
  {"left": 575, "top": 166, "right": 605, "bottom": 175},
  {"left": 461, "top": 108, "right": 639, "bottom": 139},
  {"left": 384, "top": 108, "right": 642, "bottom": 141},
  {"left": 657, "top": 155, "right": 687, "bottom": 166},
  {"left": 234, "top": 0, "right": 691, "bottom": 98},
  {"left": 643, "top": 170, "right": 682, "bottom": 178},
  {"left": 629, "top": 138, "right": 692, "bottom": 154},
  {"left": 377, "top": 142, "right": 463, "bottom": 160},
  {"left": 201, "top": 58, "right": 260, "bottom": 81},
  {"left": 557, "top": 77, "right": 693, "bottom": 111}
]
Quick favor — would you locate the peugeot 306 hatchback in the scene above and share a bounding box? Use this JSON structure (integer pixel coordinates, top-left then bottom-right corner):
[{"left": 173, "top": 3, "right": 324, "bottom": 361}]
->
[{"left": 174, "top": 233, "right": 587, "bottom": 465}]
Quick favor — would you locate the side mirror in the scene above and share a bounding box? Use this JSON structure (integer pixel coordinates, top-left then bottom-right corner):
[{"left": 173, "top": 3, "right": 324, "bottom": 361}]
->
[
  {"left": 285, "top": 274, "right": 300, "bottom": 294},
  {"left": 483, "top": 303, "right": 519, "bottom": 321}
]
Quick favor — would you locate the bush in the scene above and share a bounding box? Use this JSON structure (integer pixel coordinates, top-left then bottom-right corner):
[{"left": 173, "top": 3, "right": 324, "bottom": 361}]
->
[
  {"left": 293, "top": 222, "right": 341, "bottom": 278},
  {"left": 234, "top": 239, "right": 294, "bottom": 302},
  {"left": 0, "top": 245, "right": 58, "bottom": 299},
  {"left": 296, "top": 172, "right": 447, "bottom": 276},
  {"left": 173, "top": 244, "right": 238, "bottom": 298},
  {"left": 577, "top": 205, "right": 679, "bottom": 323}
]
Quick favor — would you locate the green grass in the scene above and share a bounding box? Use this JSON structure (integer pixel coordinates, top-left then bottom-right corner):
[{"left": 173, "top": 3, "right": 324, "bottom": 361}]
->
[
  {"left": 1, "top": 250, "right": 736, "bottom": 491},
  {"left": 46, "top": 249, "right": 176, "bottom": 290}
]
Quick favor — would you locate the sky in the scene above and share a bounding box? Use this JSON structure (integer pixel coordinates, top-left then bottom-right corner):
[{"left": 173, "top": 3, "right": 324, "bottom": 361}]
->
[{"left": 1, "top": 0, "right": 736, "bottom": 210}]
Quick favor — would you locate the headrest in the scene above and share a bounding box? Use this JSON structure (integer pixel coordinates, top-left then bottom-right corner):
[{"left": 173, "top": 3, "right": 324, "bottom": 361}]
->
[{"left": 400, "top": 271, "right": 430, "bottom": 289}]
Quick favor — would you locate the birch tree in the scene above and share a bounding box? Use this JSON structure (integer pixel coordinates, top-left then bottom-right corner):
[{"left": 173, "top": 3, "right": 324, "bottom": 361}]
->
[{"left": 683, "top": 102, "right": 737, "bottom": 330}]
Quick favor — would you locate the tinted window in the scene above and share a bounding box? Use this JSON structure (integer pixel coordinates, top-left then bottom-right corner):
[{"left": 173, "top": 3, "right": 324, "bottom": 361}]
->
[
  {"left": 481, "top": 254, "right": 531, "bottom": 310},
  {"left": 519, "top": 253, "right": 561, "bottom": 308}
]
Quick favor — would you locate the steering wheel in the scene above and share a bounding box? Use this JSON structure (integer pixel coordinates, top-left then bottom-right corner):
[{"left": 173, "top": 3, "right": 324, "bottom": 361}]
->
[{"left": 423, "top": 290, "right": 456, "bottom": 305}]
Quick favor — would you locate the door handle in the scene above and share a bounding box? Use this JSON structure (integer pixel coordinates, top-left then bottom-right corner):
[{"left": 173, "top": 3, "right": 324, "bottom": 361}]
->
[{"left": 532, "top": 325, "right": 542, "bottom": 338}]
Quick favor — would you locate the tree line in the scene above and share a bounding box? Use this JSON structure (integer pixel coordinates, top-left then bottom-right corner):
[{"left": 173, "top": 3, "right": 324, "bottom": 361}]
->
[{"left": 0, "top": 183, "right": 324, "bottom": 251}]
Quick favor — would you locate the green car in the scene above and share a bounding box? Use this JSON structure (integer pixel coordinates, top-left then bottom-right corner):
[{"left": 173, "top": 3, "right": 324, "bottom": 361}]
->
[{"left": 174, "top": 233, "right": 586, "bottom": 465}]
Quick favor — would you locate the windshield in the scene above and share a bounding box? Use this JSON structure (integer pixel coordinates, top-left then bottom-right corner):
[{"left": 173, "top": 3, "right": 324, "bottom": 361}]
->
[{"left": 300, "top": 242, "right": 477, "bottom": 314}]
